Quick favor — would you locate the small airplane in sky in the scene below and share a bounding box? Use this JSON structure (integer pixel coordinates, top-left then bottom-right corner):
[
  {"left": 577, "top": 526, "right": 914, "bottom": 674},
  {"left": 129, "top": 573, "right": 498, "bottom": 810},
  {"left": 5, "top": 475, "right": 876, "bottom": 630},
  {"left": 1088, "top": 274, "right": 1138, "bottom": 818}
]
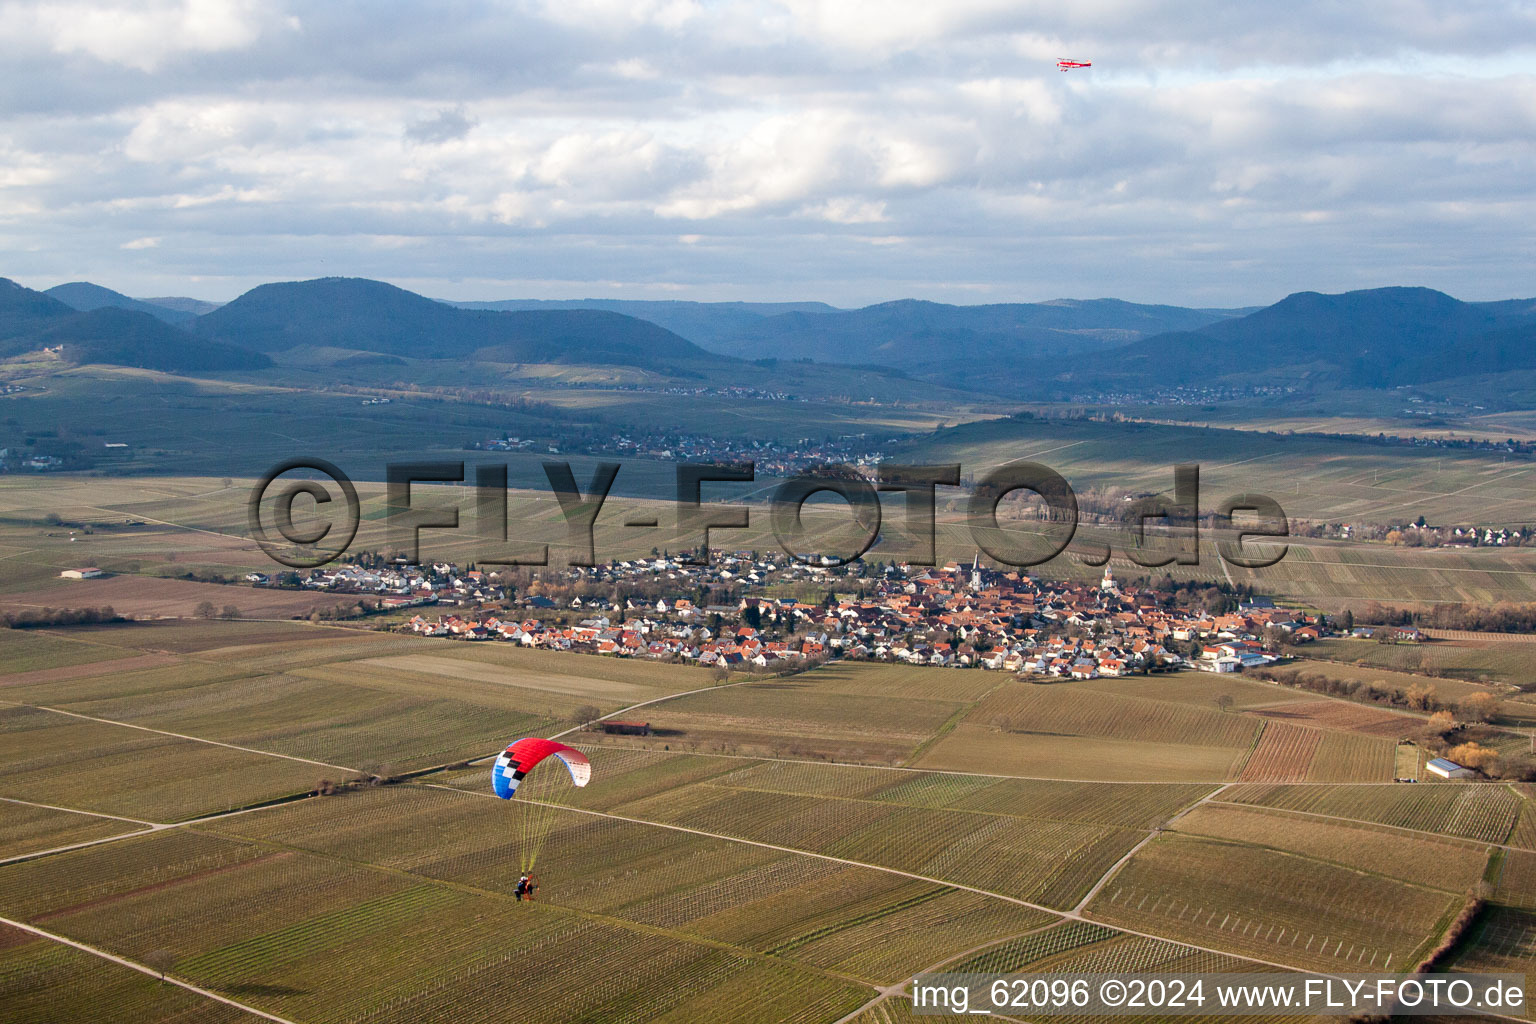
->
[{"left": 1056, "top": 59, "right": 1092, "bottom": 71}]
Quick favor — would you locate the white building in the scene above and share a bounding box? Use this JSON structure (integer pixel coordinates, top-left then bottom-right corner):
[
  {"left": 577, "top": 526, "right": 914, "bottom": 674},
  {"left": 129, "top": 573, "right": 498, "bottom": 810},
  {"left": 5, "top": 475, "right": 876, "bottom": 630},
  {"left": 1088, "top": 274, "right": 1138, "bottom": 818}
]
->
[{"left": 1425, "top": 757, "right": 1476, "bottom": 780}]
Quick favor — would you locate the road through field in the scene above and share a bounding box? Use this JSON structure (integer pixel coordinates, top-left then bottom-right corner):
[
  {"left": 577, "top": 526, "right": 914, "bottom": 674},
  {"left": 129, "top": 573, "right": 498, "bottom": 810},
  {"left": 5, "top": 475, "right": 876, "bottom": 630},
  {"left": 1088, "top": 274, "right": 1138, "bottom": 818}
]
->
[
  {"left": 0, "top": 700, "right": 355, "bottom": 771},
  {"left": 1071, "top": 783, "right": 1234, "bottom": 913},
  {"left": 0, "top": 915, "right": 296, "bottom": 1023}
]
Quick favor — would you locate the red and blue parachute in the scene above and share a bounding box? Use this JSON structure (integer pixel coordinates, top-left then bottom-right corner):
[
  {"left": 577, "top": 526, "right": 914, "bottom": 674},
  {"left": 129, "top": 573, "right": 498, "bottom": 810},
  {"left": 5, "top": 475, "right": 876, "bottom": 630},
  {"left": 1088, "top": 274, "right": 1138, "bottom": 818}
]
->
[{"left": 492, "top": 737, "right": 591, "bottom": 799}]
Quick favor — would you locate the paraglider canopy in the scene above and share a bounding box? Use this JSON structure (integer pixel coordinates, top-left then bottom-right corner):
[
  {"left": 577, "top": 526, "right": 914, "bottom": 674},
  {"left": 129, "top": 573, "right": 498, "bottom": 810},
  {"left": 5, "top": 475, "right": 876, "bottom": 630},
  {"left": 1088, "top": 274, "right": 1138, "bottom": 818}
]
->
[{"left": 492, "top": 737, "right": 591, "bottom": 799}]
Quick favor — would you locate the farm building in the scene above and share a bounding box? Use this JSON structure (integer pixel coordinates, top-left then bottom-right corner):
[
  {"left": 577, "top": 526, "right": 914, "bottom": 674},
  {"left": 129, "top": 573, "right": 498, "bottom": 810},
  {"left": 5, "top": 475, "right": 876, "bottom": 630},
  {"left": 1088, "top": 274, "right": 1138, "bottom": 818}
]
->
[
  {"left": 1425, "top": 757, "right": 1476, "bottom": 779},
  {"left": 59, "top": 567, "right": 104, "bottom": 579},
  {"left": 601, "top": 720, "right": 652, "bottom": 736}
]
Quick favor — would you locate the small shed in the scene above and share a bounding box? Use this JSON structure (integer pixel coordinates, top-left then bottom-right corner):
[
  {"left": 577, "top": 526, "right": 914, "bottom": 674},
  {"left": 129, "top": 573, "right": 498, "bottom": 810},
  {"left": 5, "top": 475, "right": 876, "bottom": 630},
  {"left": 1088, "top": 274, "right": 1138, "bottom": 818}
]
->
[
  {"left": 601, "top": 720, "right": 652, "bottom": 736},
  {"left": 1426, "top": 757, "right": 1476, "bottom": 780}
]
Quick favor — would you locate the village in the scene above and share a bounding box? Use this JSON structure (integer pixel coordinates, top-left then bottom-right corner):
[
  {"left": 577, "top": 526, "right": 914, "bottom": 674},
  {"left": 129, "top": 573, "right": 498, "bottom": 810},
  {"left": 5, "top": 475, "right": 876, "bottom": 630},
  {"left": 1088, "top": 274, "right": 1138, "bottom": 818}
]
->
[
  {"left": 392, "top": 554, "right": 1329, "bottom": 678},
  {"left": 469, "top": 430, "right": 893, "bottom": 476}
]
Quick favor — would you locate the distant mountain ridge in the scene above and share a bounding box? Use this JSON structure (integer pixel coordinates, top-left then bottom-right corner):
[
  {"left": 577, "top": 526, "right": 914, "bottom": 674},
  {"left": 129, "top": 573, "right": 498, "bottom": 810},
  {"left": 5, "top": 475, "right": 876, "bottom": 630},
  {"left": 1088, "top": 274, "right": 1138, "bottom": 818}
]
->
[
  {"left": 139, "top": 296, "right": 224, "bottom": 316},
  {"left": 195, "top": 277, "right": 727, "bottom": 373},
  {"left": 1056, "top": 286, "right": 1536, "bottom": 392},
  {"left": 445, "top": 294, "right": 1254, "bottom": 374},
  {"left": 11, "top": 275, "right": 1536, "bottom": 397},
  {"left": 0, "top": 278, "right": 269, "bottom": 371},
  {"left": 45, "top": 281, "right": 198, "bottom": 325},
  {"left": 447, "top": 297, "right": 838, "bottom": 353}
]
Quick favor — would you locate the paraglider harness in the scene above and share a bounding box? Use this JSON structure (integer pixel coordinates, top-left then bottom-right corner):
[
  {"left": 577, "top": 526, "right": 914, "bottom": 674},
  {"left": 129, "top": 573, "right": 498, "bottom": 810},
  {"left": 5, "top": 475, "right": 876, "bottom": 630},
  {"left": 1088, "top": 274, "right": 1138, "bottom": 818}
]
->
[{"left": 515, "top": 873, "right": 537, "bottom": 902}]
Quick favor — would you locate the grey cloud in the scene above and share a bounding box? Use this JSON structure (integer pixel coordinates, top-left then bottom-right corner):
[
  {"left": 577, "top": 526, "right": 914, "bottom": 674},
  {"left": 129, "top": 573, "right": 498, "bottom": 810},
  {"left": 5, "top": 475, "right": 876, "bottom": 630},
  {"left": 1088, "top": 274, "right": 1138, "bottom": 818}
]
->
[{"left": 404, "top": 106, "right": 478, "bottom": 145}]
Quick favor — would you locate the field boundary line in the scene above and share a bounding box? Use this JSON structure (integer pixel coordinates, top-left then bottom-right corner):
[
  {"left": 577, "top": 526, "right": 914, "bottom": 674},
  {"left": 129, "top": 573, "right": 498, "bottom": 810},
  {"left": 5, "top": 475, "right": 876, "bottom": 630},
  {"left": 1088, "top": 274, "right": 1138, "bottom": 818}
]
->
[
  {"left": 0, "top": 914, "right": 300, "bottom": 1023},
  {"left": 0, "top": 700, "right": 355, "bottom": 771},
  {"left": 0, "top": 794, "right": 156, "bottom": 825},
  {"left": 1071, "top": 783, "right": 1231, "bottom": 914},
  {"left": 0, "top": 826, "right": 165, "bottom": 867}
]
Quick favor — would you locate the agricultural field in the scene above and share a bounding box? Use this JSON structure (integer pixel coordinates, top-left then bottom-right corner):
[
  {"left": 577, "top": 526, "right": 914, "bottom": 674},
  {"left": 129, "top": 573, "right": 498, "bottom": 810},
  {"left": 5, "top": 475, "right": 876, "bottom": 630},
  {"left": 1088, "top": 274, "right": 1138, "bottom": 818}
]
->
[
  {"left": 607, "top": 670, "right": 973, "bottom": 765},
  {"left": 0, "top": 828, "right": 871, "bottom": 1024},
  {"left": 1237, "top": 723, "right": 1322, "bottom": 782},
  {"left": 0, "top": 924, "right": 266, "bottom": 1024},
  {"left": 1085, "top": 834, "right": 1462, "bottom": 972},
  {"left": 1294, "top": 643, "right": 1517, "bottom": 707},
  {"left": 1241, "top": 698, "right": 1413, "bottom": 738},
  {"left": 0, "top": 618, "right": 1529, "bottom": 1021},
  {"left": 1446, "top": 905, "right": 1536, "bottom": 981},
  {"left": 1221, "top": 783, "right": 1527, "bottom": 845},
  {"left": 1172, "top": 802, "right": 1491, "bottom": 892},
  {"left": 0, "top": 799, "right": 148, "bottom": 861},
  {"left": 1307, "top": 636, "right": 1535, "bottom": 688},
  {"left": 914, "top": 682, "right": 1262, "bottom": 782},
  {"left": 200, "top": 784, "right": 1055, "bottom": 987}
]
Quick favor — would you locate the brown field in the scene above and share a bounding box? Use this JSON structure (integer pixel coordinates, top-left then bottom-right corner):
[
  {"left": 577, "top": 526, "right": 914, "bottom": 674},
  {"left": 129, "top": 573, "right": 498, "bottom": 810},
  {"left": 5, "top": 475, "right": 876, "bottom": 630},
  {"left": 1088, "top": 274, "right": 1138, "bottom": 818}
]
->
[
  {"left": 1078, "top": 673, "right": 1316, "bottom": 710},
  {"left": 41, "top": 617, "right": 391, "bottom": 654},
  {"left": 916, "top": 724, "right": 1248, "bottom": 782},
  {"left": 1244, "top": 699, "right": 1414, "bottom": 738},
  {"left": 1238, "top": 723, "right": 1322, "bottom": 783},
  {"left": 0, "top": 575, "right": 361, "bottom": 619},
  {"left": 1086, "top": 834, "right": 1461, "bottom": 972},
  {"left": 619, "top": 674, "right": 969, "bottom": 765},
  {"left": 357, "top": 652, "right": 666, "bottom": 702},
  {"left": 0, "top": 652, "right": 177, "bottom": 688}
]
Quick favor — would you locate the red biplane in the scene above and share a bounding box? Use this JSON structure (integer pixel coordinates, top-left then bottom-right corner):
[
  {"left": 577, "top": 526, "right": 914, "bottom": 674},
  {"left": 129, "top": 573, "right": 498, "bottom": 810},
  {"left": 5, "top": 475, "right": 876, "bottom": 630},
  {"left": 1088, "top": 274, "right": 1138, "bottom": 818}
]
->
[{"left": 1056, "top": 59, "right": 1091, "bottom": 71}]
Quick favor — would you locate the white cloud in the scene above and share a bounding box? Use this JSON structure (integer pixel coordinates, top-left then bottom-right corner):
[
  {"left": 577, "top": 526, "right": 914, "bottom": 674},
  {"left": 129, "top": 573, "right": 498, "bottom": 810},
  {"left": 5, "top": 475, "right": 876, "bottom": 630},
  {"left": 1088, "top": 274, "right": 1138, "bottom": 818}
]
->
[
  {"left": 3, "top": 0, "right": 273, "bottom": 72},
  {"left": 0, "top": 0, "right": 1533, "bottom": 303},
  {"left": 120, "top": 235, "right": 159, "bottom": 248}
]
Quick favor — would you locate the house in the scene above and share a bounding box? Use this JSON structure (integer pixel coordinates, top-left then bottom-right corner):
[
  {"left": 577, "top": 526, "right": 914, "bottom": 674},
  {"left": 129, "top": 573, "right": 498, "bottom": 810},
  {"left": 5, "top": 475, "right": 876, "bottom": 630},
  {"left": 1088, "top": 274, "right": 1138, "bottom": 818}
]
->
[
  {"left": 59, "top": 568, "right": 104, "bottom": 580},
  {"left": 601, "top": 720, "right": 652, "bottom": 736},
  {"left": 1425, "top": 757, "right": 1476, "bottom": 779}
]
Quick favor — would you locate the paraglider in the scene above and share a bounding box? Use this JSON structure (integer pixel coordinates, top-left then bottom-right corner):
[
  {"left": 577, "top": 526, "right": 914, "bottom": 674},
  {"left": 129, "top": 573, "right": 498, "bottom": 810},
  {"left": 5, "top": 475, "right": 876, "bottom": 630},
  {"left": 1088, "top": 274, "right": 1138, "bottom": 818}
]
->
[
  {"left": 492, "top": 737, "right": 591, "bottom": 798},
  {"left": 1056, "top": 59, "right": 1091, "bottom": 71},
  {"left": 492, "top": 737, "right": 592, "bottom": 880}
]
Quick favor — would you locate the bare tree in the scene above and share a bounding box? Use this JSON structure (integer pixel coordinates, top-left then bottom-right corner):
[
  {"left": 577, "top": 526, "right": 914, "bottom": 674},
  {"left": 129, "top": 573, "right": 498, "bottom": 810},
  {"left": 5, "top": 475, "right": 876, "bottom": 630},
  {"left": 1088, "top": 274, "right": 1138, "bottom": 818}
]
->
[{"left": 144, "top": 949, "right": 176, "bottom": 983}]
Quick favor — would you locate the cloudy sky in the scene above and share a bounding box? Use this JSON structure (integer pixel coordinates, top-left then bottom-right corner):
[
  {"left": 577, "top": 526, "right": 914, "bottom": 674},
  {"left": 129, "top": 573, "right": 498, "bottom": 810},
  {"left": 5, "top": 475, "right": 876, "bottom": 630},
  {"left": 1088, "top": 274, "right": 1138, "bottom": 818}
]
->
[{"left": 2, "top": 0, "right": 1534, "bottom": 306}]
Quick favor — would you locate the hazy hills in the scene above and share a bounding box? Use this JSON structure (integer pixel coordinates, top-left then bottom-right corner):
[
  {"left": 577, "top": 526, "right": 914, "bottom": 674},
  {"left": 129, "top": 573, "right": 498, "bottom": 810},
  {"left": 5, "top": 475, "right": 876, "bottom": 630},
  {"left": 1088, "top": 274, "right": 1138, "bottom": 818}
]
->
[
  {"left": 0, "top": 278, "right": 269, "bottom": 372},
  {"left": 449, "top": 297, "right": 837, "bottom": 351},
  {"left": 45, "top": 282, "right": 198, "bottom": 325},
  {"left": 194, "top": 278, "right": 727, "bottom": 374},
  {"left": 1056, "top": 286, "right": 1536, "bottom": 394},
  {"left": 11, "top": 274, "right": 1536, "bottom": 405},
  {"left": 449, "top": 295, "right": 1250, "bottom": 375}
]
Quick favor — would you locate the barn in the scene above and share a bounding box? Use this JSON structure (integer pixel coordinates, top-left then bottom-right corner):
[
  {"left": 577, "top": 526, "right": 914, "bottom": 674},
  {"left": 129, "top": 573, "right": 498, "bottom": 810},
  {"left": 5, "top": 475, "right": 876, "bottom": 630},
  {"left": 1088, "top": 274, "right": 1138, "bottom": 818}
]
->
[
  {"left": 601, "top": 720, "right": 652, "bottom": 736},
  {"left": 1425, "top": 757, "right": 1476, "bottom": 780}
]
